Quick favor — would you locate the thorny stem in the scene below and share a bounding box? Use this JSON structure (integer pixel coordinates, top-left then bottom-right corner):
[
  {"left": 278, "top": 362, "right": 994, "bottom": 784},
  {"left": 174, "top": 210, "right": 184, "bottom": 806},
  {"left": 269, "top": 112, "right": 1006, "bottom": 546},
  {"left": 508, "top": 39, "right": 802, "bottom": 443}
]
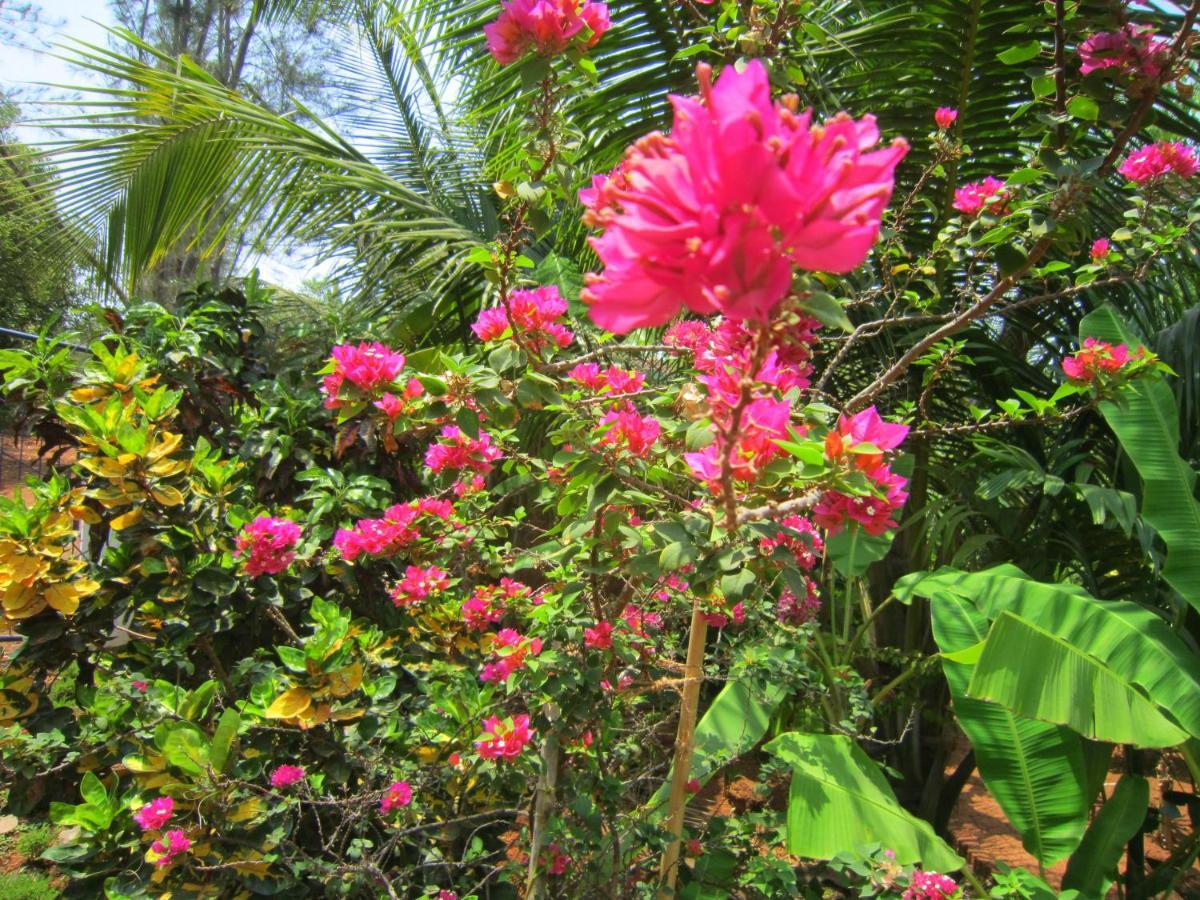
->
[{"left": 658, "top": 319, "right": 774, "bottom": 896}]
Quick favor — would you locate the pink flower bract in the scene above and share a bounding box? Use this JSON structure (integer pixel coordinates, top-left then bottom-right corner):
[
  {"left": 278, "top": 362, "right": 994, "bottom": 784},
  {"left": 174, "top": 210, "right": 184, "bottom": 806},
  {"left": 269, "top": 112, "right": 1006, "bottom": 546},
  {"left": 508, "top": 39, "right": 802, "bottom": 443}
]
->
[
  {"left": 134, "top": 796, "right": 174, "bottom": 831},
  {"left": 1118, "top": 141, "right": 1200, "bottom": 183},
  {"left": 270, "top": 764, "right": 306, "bottom": 789},
  {"left": 390, "top": 565, "right": 450, "bottom": 607},
  {"left": 934, "top": 107, "right": 957, "bottom": 129},
  {"left": 235, "top": 516, "right": 301, "bottom": 576},
  {"left": 426, "top": 425, "right": 504, "bottom": 475},
  {"left": 380, "top": 780, "right": 413, "bottom": 814},
  {"left": 1079, "top": 25, "right": 1169, "bottom": 80},
  {"left": 1090, "top": 238, "right": 1111, "bottom": 261},
  {"left": 598, "top": 403, "right": 662, "bottom": 457},
  {"left": 484, "top": 0, "right": 611, "bottom": 66},
  {"left": 321, "top": 342, "right": 406, "bottom": 407},
  {"left": 904, "top": 870, "right": 960, "bottom": 900},
  {"left": 476, "top": 713, "right": 535, "bottom": 761},
  {"left": 472, "top": 286, "right": 574, "bottom": 352},
  {"left": 150, "top": 829, "right": 191, "bottom": 867},
  {"left": 581, "top": 60, "right": 907, "bottom": 333},
  {"left": 952, "top": 177, "right": 1008, "bottom": 217}
]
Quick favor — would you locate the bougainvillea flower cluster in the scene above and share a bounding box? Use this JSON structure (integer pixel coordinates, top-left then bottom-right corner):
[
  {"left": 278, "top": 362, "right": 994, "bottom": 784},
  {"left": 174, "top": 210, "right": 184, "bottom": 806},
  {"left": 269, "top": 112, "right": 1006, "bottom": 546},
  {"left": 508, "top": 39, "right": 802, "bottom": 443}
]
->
[
  {"left": 380, "top": 780, "right": 413, "bottom": 814},
  {"left": 1078, "top": 24, "right": 1170, "bottom": 81},
  {"left": 480, "top": 628, "right": 544, "bottom": 683},
  {"left": 321, "top": 342, "right": 407, "bottom": 408},
  {"left": 461, "top": 579, "right": 530, "bottom": 631},
  {"left": 952, "top": 177, "right": 1008, "bottom": 217},
  {"left": 598, "top": 402, "right": 662, "bottom": 458},
  {"left": 1090, "top": 238, "right": 1111, "bottom": 262},
  {"left": 334, "top": 498, "right": 454, "bottom": 562},
  {"left": 374, "top": 378, "right": 425, "bottom": 420},
  {"left": 425, "top": 425, "right": 504, "bottom": 475},
  {"left": 934, "top": 107, "right": 957, "bottom": 129},
  {"left": 134, "top": 796, "right": 174, "bottom": 831},
  {"left": 149, "top": 829, "right": 191, "bottom": 867},
  {"left": 472, "top": 286, "right": 575, "bottom": 353},
  {"left": 583, "top": 621, "right": 613, "bottom": 650},
  {"left": 567, "top": 363, "right": 646, "bottom": 395},
  {"left": 581, "top": 60, "right": 907, "bottom": 333},
  {"left": 390, "top": 565, "right": 451, "bottom": 607},
  {"left": 484, "top": 0, "right": 611, "bottom": 66},
  {"left": 685, "top": 396, "right": 793, "bottom": 489},
  {"left": 270, "top": 764, "right": 306, "bottom": 789},
  {"left": 903, "top": 870, "right": 960, "bottom": 900},
  {"left": 235, "top": 516, "right": 301, "bottom": 576},
  {"left": 759, "top": 514, "right": 824, "bottom": 570},
  {"left": 814, "top": 407, "right": 910, "bottom": 536},
  {"left": 475, "top": 713, "right": 535, "bottom": 761},
  {"left": 776, "top": 583, "right": 822, "bottom": 626},
  {"left": 1118, "top": 141, "right": 1200, "bottom": 183},
  {"left": 1061, "top": 337, "right": 1146, "bottom": 384}
]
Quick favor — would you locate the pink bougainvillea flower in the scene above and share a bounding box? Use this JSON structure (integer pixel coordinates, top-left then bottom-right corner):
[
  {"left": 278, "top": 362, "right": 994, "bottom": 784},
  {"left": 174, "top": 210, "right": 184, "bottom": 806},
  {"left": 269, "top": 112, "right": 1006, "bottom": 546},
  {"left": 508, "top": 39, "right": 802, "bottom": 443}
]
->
[
  {"left": 685, "top": 778, "right": 701, "bottom": 794},
  {"left": 321, "top": 342, "right": 406, "bottom": 407},
  {"left": 270, "top": 764, "right": 306, "bottom": 789},
  {"left": 426, "top": 425, "right": 504, "bottom": 476},
  {"left": 390, "top": 565, "right": 451, "bottom": 607},
  {"left": 150, "top": 829, "right": 191, "bottom": 867},
  {"left": 380, "top": 780, "right": 413, "bottom": 814},
  {"left": 934, "top": 107, "right": 957, "bottom": 129},
  {"left": 567, "top": 363, "right": 646, "bottom": 394},
  {"left": 134, "top": 796, "right": 174, "bottom": 831},
  {"left": 235, "top": 516, "right": 301, "bottom": 576},
  {"left": 461, "top": 579, "right": 529, "bottom": 631},
  {"left": 598, "top": 403, "right": 662, "bottom": 457},
  {"left": 758, "top": 514, "right": 824, "bottom": 570},
  {"left": 132, "top": 679, "right": 149, "bottom": 693},
  {"left": 1062, "top": 337, "right": 1142, "bottom": 383},
  {"left": 373, "top": 378, "right": 425, "bottom": 421},
  {"left": 584, "top": 621, "right": 614, "bottom": 650},
  {"left": 334, "top": 498, "right": 454, "bottom": 562},
  {"left": 776, "top": 581, "right": 822, "bottom": 626},
  {"left": 1118, "top": 141, "right": 1200, "bottom": 183},
  {"left": 813, "top": 468, "right": 909, "bottom": 536},
  {"left": 1079, "top": 24, "right": 1170, "bottom": 80},
  {"left": 484, "top": 0, "right": 611, "bottom": 66},
  {"left": 581, "top": 60, "right": 907, "bottom": 333},
  {"left": 621, "top": 604, "right": 662, "bottom": 635},
  {"left": 545, "top": 843, "right": 570, "bottom": 875},
  {"left": 472, "top": 286, "right": 575, "bottom": 352},
  {"left": 1090, "top": 237, "right": 1111, "bottom": 261},
  {"left": 824, "top": 406, "right": 909, "bottom": 475},
  {"left": 952, "top": 177, "right": 1008, "bottom": 217},
  {"left": 903, "top": 870, "right": 960, "bottom": 900},
  {"left": 480, "top": 629, "right": 543, "bottom": 683},
  {"left": 684, "top": 396, "right": 793, "bottom": 487},
  {"left": 475, "top": 713, "right": 535, "bottom": 761}
]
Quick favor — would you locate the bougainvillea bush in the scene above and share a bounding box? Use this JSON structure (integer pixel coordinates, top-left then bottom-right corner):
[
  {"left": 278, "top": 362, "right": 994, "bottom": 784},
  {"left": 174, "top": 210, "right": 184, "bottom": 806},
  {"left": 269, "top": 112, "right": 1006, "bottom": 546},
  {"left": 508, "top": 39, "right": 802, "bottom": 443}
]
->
[{"left": 4, "top": 1, "right": 1200, "bottom": 898}]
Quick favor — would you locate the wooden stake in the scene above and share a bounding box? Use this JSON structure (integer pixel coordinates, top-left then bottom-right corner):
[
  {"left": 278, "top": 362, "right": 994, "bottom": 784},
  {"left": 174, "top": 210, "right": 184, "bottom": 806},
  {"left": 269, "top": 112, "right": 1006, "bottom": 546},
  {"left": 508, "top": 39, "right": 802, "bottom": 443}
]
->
[{"left": 656, "top": 599, "right": 709, "bottom": 898}]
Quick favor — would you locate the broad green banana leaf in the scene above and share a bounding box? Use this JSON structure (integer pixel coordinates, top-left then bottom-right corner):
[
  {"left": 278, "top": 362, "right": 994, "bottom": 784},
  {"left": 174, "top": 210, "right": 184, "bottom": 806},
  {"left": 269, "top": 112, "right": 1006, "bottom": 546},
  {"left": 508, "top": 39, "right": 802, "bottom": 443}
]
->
[
  {"left": 764, "top": 732, "right": 962, "bottom": 872},
  {"left": 968, "top": 611, "right": 1188, "bottom": 748},
  {"left": 895, "top": 566, "right": 1200, "bottom": 738},
  {"left": 931, "top": 591, "right": 1092, "bottom": 865},
  {"left": 1062, "top": 774, "right": 1150, "bottom": 898}
]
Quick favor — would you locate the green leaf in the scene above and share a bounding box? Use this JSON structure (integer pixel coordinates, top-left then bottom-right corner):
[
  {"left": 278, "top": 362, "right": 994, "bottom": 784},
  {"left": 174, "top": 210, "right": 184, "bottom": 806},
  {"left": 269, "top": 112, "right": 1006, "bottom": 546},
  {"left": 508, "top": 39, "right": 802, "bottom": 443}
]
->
[
  {"left": 1066, "top": 95, "right": 1099, "bottom": 121},
  {"left": 161, "top": 723, "right": 212, "bottom": 776},
  {"left": 765, "top": 732, "right": 962, "bottom": 871},
  {"left": 79, "top": 772, "right": 109, "bottom": 811},
  {"left": 1082, "top": 306, "right": 1200, "bottom": 616},
  {"left": 277, "top": 645, "right": 309, "bottom": 673},
  {"left": 796, "top": 292, "right": 853, "bottom": 333},
  {"left": 931, "top": 592, "right": 1091, "bottom": 864},
  {"left": 1062, "top": 775, "right": 1149, "bottom": 897},
  {"left": 210, "top": 708, "right": 241, "bottom": 774},
  {"left": 998, "top": 40, "right": 1042, "bottom": 64},
  {"left": 648, "top": 677, "right": 788, "bottom": 819},
  {"left": 968, "top": 611, "right": 1188, "bottom": 747},
  {"left": 178, "top": 680, "right": 218, "bottom": 721},
  {"left": 826, "top": 526, "right": 893, "bottom": 577},
  {"left": 895, "top": 566, "right": 1200, "bottom": 739}
]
